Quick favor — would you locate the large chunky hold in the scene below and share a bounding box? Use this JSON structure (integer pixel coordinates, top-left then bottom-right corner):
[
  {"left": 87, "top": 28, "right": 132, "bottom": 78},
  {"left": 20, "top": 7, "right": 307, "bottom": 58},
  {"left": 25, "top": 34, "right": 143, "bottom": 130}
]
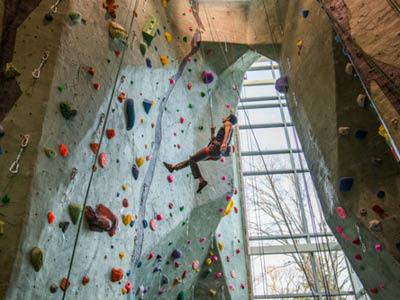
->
[
  {"left": 109, "top": 21, "right": 128, "bottom": 40},
  {"left": 177, "top": 291, "right": 186, "bottom": 300},
  {"left": 84, "top": 204, "right": 118, "bottom": 236},
  {"left": 201, "top": 71, "right": 215, "bottom": 84},
  {"left": 31, "top": 247, "right": 43, "bottom": 272},
  {"left": 275, "top": 76, "right": 289, "bottom": 93},
  {"left": 125, "top": 98, "right": 135, "bottom": 130},
  {"left": 59, "top": 102, "right": 77, "bottom": 120},
  {"left": 111, "top": 268, "right": 124, "bottom": 282},
  {"left": 103, "top": 0, "right": 118, "bottom": 18},
  {"left": 142, "top": 99, "right": 153, "bottom": 114},
  {"left": 142, "top": 16, "right": 158, "bottom": 45}
]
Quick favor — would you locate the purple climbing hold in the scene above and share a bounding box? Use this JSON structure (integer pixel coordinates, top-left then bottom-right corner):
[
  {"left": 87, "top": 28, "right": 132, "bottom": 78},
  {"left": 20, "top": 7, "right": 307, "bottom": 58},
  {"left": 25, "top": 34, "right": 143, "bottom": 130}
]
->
[
  {"left": 132, "top": 164, "right": 139, "bottom": 180},
  {"left": 146, "top": 58, "right": 152, "bottom": 68},
  {"left": 171, "top": 249, "right": 182, "bottom": 260},
  {"left": 126, "top": 98, "right": 135, "bottom": 131},
  {"left": 201, "top": 71, "right": 215, "bottom": 84},
  {"left": 275, "top": 76, "right": 289, "bottom": 93}
]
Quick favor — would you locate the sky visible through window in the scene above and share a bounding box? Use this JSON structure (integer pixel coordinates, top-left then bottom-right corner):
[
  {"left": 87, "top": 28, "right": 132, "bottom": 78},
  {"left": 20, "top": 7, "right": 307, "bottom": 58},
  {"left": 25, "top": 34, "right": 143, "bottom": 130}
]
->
[{"left": 237, "top": 58, "right": 369, "bottom": 300}]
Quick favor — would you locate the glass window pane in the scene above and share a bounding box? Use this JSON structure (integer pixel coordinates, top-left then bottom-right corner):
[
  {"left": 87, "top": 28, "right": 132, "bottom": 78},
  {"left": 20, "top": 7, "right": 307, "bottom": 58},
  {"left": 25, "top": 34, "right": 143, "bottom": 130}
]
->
[
  {"left": 239, "top": 107, "right": 284, "bottom": 126},
  {"left": 239, "top": 127, "right": 288, "bottom": 151}
]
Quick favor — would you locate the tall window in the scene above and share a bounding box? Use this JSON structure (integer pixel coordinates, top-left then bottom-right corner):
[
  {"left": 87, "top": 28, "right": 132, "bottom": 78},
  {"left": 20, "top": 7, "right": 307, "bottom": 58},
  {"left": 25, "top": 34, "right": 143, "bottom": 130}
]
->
[{"left": 237, "top": 58, "right": 368, "bottom": 300}]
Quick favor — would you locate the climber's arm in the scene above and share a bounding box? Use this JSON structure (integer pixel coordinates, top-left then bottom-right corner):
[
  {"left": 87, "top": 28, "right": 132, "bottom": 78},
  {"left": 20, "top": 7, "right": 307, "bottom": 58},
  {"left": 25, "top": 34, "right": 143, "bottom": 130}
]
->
[{"left": 221, "top": 122, "right": 232, "bottom": 152}]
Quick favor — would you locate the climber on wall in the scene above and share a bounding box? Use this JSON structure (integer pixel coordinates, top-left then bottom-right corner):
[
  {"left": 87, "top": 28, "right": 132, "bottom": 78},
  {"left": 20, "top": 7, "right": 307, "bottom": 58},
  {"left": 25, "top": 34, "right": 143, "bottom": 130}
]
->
[{"left": 163, "top": 113, "right": 238, "bottom": 193}]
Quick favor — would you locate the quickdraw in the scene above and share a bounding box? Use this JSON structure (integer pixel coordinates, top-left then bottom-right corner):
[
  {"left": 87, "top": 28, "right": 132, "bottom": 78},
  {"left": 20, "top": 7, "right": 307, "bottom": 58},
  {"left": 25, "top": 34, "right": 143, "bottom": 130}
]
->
[
  {"left": 9, "top": 134, "right": 30, "bottom": 174},
  {"left": 32, "top": 51, "right": 50, "bottom": 79}
]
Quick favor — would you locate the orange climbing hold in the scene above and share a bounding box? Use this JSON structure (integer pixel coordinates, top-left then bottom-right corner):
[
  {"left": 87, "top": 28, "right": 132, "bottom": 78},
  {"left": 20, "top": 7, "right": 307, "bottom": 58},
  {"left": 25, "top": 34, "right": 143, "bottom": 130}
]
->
[
  {"left": 118, "top": 92, "right": 126, "bottom": 102},
  {"left": 59, "top": 144, "right": 68, "bottom": 157},
  {"left": 111, "top": 268, "right": 123, "bottom": 282},
  {"left": 90, "top": 143, "right": 99, "bottom": 154},
  {"left": 88, "top": 67, "right": 95, "bottom": 76}
]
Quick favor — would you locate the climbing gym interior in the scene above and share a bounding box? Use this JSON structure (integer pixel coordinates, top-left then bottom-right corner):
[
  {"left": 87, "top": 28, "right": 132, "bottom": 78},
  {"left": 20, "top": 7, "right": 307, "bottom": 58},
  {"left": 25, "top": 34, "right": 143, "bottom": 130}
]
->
[{"left": 0, "top": 0, "right": 400, "bottom": 299}]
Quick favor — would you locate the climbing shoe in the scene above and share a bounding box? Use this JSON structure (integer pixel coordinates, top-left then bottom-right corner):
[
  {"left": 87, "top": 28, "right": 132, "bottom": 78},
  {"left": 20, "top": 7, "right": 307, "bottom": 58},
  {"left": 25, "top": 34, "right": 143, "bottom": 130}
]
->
[
  {"left": 197, "top": 180, "right": 208, "bottom": 193},
  {"left": 163, "top": 162, "right": 175, "bottom": 173}
]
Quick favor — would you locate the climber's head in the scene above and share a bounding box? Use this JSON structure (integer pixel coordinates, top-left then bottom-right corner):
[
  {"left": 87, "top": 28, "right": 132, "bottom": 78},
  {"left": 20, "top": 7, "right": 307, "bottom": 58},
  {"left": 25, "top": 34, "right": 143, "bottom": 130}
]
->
[{"left": 223, "top": 113, "right": 237, "bottom": 125}]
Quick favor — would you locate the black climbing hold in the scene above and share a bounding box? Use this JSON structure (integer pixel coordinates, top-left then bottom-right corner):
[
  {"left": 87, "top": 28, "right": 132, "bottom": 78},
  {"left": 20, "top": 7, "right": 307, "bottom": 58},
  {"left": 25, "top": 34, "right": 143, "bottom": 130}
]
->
[
  {"left": 161, "top": 275, "right": 169, "bottom": 285},
  {"left": 339, "top": 177, "right": 353, "bottom": 192},
  {"left": 200, "top": 92, "right": 206, "bottom": 97},
  {"left": 171, "top": 249, "right": 182, "bottom": 260},
  {"left": 59, "top": 221, "right": 70, "bottom": 233},
  {"left": 0, "top": 125, "right": 5, "bottom": 137},
  {"left": 60, "top": 102, "right": 77, "bottom": 120},
  {"left": 1, "top": 193, "right": 10, "bottom": 204},
  {"left": 44, "top": 13, "right": 54, "bottom": 22},
  {"left": 137, "top": 261, "right": 142, "bottom": 268},
  {"left": 126, "top": 98, "right": 135, "bottom": 130},
  {"left": 143, "top": 219, "right": 148, "bottom": 228},
  {"left": 302, "top": 10, "right": 310, "bottom": 18},
  {"left": 50, "top": 283, "right": 58, "bottom": 293}
]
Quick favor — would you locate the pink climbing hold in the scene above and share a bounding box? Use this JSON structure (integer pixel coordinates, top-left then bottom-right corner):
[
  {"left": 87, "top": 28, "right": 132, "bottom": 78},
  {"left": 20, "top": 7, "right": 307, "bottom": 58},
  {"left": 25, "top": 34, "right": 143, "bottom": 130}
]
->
[
  {"left": 125, "top": 281, "right": 132, "bottom": 293},
  {"left": 148, "top": 251, "right": 155, "bottom": 260},
  {"left": 167, "top": 174, "right": 174, "bottom": 183},
  {"left": 199, "top": 237, "right": 206, "bottom": 244},
  {"left": 230, "top": 270, "right": 236, "bottom": 278},
  {"left": 156, "top": 213, "right": 164, "bottom": 221},
  {"left": 221, "top": 175, "right": 227, "bottom": 181},
  {"left": 375, "top": 243, "right": 383, "bottom": 252},
  {"left": 169, "top": 78, "right": 175, "bottom": 85},
  {"left": 226, "top": 256, "right": 230, "bottom": 262},
  {"left": 236, "top": 248, "right": 241, "bottom": 254},
  {"left": 180, "top": 117, "right": 185, "bottom": 124},
  {"left": 168, "top": 202, "right": 174, "bottom": 209},
  {"left": 99, "top": 152, "right": 108, "bottom": 168},
  {"left": 150, "top": 219, "right": 157, "bottom": 231},
  {"left": 336, "top": 206, "right": 347, "bottom": 220},
  {"left": 226, "top": 103, "right": 232, "bottom": 109},
  {"left": 192, "top": 260, "right": 199, "bottom": 270},
  {"left": 182, "top": 270, "right": 189, "bottom": 279},
  {"left": 226, "top": 194, "right": 231, "bottom": 201},
  {"left": 187, "top": 83, "right": 192, "bottom": 90},
  {"left": 229, "top": 284, "right": 234, "bottom": 291},
  {"left": 215, "top": 272, "right": 222, "bottom": 279},
  {"left": 211, "top": 255, "right": 218, "bottom": 263},
  {"left": 336, "top": 226, "right": 349, "bottom": 240},
  {"left": 220, "top": 157, "right": 225, "bottom": 163}
]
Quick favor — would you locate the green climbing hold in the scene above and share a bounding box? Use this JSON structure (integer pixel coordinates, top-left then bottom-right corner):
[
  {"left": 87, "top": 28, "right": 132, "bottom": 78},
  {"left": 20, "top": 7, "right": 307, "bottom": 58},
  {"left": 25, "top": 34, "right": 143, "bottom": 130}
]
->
[
  {"left": 200, "top": 92, "right": 206, "bottom": 97},
  {"left": 188, "top": 104, "right": 192, "bottom": 109},
  {"left": 1, "top": 193, "right": 10, "bottom": 204},
  {"left": 179, "top": 206, "right": 184, "bottom": 211},
  {"left": 182, "top": 36, "right": 187, "bottom": 43},
  {"left": 198, "top": 126, "right": 204, "bottom": 130},
  {"left": 60, "top": 102, "right": 77, "bottom": 120},
  {"left": 68, "top": 12, "right": 81, "bottom": 24},
  {"left": 68, "top": 203, "right": 82, "bottom": 225},
  {"left": 31, "top": 247, "right": 43, "bottom": 272},
  {"left": 139, "top": 42, "right": 147, "bottom": 56},
  {"left": 44, "top": 147, "right": 56, "bottom": 159},
  {"left": 58, "top": 85, "right": 65, "bottom": 92},
  {"left": 177, "top": 291, "right": 186, "bottom": 300}
]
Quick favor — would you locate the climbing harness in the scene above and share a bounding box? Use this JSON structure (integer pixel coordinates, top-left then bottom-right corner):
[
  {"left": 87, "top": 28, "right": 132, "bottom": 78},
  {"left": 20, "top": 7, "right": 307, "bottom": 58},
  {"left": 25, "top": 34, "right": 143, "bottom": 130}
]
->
[
  {"left": 9, "top": 134, "right": 30, "bottom": 174},
  {"left": 32, "top": 51, "right": 50, "bottom": 79}
]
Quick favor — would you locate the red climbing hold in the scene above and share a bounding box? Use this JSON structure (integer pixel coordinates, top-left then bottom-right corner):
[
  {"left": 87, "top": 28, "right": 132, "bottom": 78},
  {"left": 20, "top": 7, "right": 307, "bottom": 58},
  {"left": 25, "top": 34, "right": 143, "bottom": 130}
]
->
[
  {"left": 236, "top": 248, "right": 241, "bottom": 254},
  {"left": 167, "top": 174, "right": 174, "bottom": 183},
  {"left": 82, "top": 276, "right": 90, "bottom": 285},
  {"left": 106, "top": 129, "right": 116, "bottom": 139},
  {"left": 156, "top": 214, "right": 164, "bottom": 221},
  {"left": 111, "top": 268, "right": 124, "bottom": 282},
  {"left": 84, "top": 204, "right": 118, "bottom": 236},
  {"left": 93, "top": 83, "right": 101, "bottom": 90},
  {"left": 59, "top": 144, "right": 68, "bottom": 157},
  {"left": 99, "top": 152, "right": 108, "bottom": 168},
  {"left": 48, "top": 211, "right": 55, "bottom": 224},
  {"left": 187, "top": 83, "right": 192, "bottom": 90},
  {"left": 336, "top": 207, "right": 347, "bottom": 220},
  {"left": 168, "top": 202, "right": 174, "bottom": 209},
  {"left": 234, "top": 206, "right": 238, "bottom": 214},
  {"left": 372, "top": 204, "right": 386, "bottom": 218},
  {"left": 90, "top": 143, "right": 99, "bottom": 154},
  {"left": 122, "top": 198, "right": 128, "bottom": 208},
  {"left": 180, "top": 117, "right": 185, "bottom": 124},
  {"left": 148, "top": 251, "right": 155, "bottom": 260},
  {"left": 370, "top": 287, "right": 379, "bottom": 294},
  {"left": 355, "top": 254, "right": 362, "bottom": 261},
  {"left": 352, "top": 238, "right": 361, "bottom": 245},
  {"left": 375, "top": 243, "right": 383, "bottom": 252},
  {"left": 169, "top": 78, "right": 175, "bottom": 85}
]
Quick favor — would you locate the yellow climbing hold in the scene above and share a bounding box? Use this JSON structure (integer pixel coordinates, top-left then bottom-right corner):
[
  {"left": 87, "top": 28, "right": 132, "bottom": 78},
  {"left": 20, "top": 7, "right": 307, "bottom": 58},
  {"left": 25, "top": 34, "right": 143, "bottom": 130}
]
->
[
  {"left": 161, "top": 0, "right": 169, "bottom": 7},
  {"left": 119, "top": 252, "right": 125, "bottom": 259},
  {"left": 140, "top": 117, "right": 145, "bottom": 124},
  {"left": 160, "top": 55, "right": 169, "bottom": 66},
  {"left": 218, "top": 241, "right": 224, "bottom": 252},
  {"left": 378, "top": 125, "right": 390, "bottom": 144},
  {"left": 136, "top": 156, "right": 145, "bottom": 167},
  {"left": 224, "top": 198, "right": 235, "bottom": 216},
  {"left": 122, "top": 288, "right": 128, "bottom": 294},
  {"left": 205, "top": 258, "right": 212, "bottom": 266},
  {"left": 109, "top": 21, "right": 128, "bottom": 40},
  {"left": 122, "top": 184, "right": 128, "bottom": 191},
  {"left": 164, "top": 32, "right": 172, "bottom": 43},
  {"left": 123, "top": 214, "right": 132, "bottom": 226}
]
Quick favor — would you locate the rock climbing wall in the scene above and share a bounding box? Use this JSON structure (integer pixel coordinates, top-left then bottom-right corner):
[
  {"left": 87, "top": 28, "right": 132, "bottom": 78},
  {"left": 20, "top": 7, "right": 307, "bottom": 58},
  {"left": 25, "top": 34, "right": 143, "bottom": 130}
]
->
[
  {"left": 0, "top": 0, "right": 252, "bottom": 299},
  {"left": 280, "top": 0, "right": 400, "bottom": 298}
]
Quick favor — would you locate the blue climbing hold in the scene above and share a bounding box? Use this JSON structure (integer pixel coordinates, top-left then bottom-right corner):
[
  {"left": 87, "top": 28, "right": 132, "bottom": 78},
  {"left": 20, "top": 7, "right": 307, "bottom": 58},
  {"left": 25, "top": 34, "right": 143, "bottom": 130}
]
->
[
  {"left": 339, "top": 177, "right": 353, "bottom": 192},
  {"left": 143, "top": 219, "right": 148, "bottom": 228},
  {"left": 146, "top": 58, "right": 152, "bottom": 68},
  {"left": 377, "top": 190, "right": 385, "bottom": 198},
  {"left": 132, "top": 164, "right": 139, "bottom": 180},
  {"left": 126, "top": 98, "right": 135, "bottom": 131},
  {"left": 355, "top": 130, "right": 368, "bottom": 140},
  {"left": 302, "top": 10, "right": 309, "bottom": 18},
  {"left": 143, "top": 99, "right": 153, "bottom": 114}
]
